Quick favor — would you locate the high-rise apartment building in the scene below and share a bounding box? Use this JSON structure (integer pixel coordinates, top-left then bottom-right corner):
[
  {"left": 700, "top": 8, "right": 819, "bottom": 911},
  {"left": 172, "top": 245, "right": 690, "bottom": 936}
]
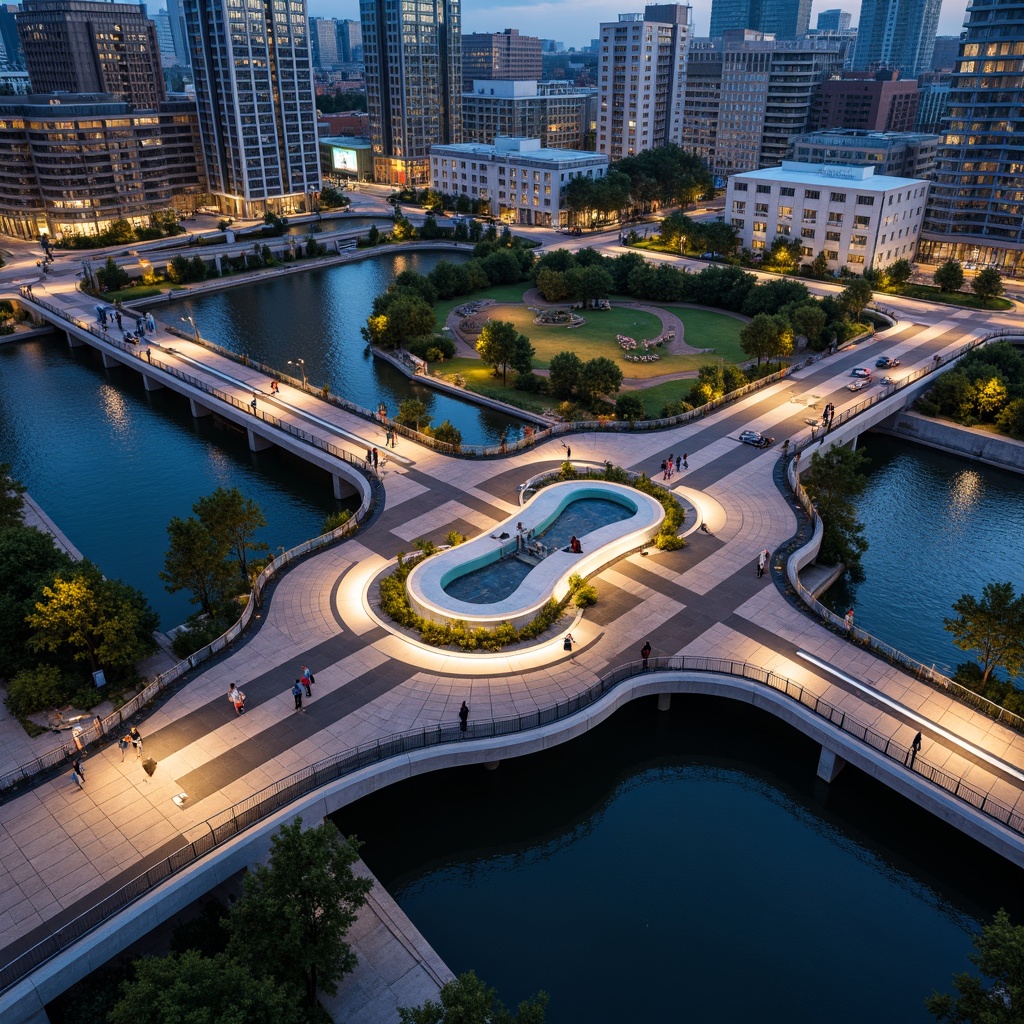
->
[
  {"left": 360, "top": 0, "right": 462, "bottom": 186},
  {"left": 811, "top": 71, "right": 919, "bottom": 133},
  {"left": 929, "top": 36, "right": 961, "bottom": 72},
  {"left": 154, "top": 10, "right": 178, "bottom": 67},
  {"left": 919, "top": 0, "right": 1024, "bottom": 274},
  {"left": 789, "top": 128, "right": 939, "bottom": 179},
  {"left": 597, "top": 4, "right": 690, "bottom": 162},
  {"left": 462, "top": 79, "right": 592, "bottom": 149},
  {"left": 816, "top": 9, "right": 852, "bottom": 32},
  {"left": 0, "top": 4, "right": 24, "bottom": 68},
  {"left": 184, "top": 0, "right": 320, "bottom": 216},
  {"left": 310, "top": 17, "right": 340, "bottom": 69},
  {"left": 462, "top": 29, "right": 541, "bottom": 91},
  {"left": 682, "top": 31, "right": 842, "bottom": 177},
  {"left": 16, "top": 0, "right": 165, "bottom": 108},
  {"left": 337, "top": 19, "right": 361, "bottom": 63},
  {"left": 915, "top": 77, "right": 951, "bottom": 134},
  {"left": 709, "top": 0, "right": 811, "bottom": 40},
  {"left": 165, "top": 0, "right": 189, "bottom": 67},
  {"left": 853, "top": 0, "right": 941, "bottom": 77}
]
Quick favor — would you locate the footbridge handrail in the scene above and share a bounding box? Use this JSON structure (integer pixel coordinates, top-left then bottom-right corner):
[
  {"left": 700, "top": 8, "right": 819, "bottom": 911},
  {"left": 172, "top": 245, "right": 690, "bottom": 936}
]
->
[{"left": 3, "top": 653, "right": 1023, "bottom": 996}]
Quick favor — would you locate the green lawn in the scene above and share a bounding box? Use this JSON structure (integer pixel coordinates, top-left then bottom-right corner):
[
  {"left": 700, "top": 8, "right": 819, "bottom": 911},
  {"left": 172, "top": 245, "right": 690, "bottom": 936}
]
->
[
  {"left": 629, "top": 379, "right": 697, "bottom": 418},
  {"left": 657, "top": 306, "right": 747, "bottom": 362},
  {"left": 434, "top": 284, "right": 532, "bottom": 331},
  {"left": 98, "top": 285, "right": 165, "bottom": 302},
  {"left": 439, "top": 358, "right": 552, "bottom": 415},
  {"left": 891, "top": 284, "right": 1013, "bottom": 311}
]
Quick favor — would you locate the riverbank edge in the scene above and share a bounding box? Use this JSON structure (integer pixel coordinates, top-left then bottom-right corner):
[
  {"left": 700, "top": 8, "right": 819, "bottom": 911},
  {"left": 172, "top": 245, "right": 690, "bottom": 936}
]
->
[{"left": 872, "top": 410, "right": 1024, "bottom": 476}]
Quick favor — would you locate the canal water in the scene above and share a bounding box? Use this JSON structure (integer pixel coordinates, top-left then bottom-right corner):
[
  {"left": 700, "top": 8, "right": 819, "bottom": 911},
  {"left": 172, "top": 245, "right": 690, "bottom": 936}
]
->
[
  {"left": 158, "top": 250, "right": 525, "bottom": 448},
  {"left": 0, "top": 338, "right": 348, "bottom": 629},
  {"left": 822, "top": 433, "right": 1024, "bottom": 681},
  {"left": 336, "top": 697, "right": 1015, "bottom": 1023}
]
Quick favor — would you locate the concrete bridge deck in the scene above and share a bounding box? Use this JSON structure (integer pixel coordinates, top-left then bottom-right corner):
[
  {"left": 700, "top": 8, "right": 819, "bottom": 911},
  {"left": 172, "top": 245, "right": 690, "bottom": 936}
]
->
[{"left": 1, "top": 269, "right": 1023, "bottom": 1021}]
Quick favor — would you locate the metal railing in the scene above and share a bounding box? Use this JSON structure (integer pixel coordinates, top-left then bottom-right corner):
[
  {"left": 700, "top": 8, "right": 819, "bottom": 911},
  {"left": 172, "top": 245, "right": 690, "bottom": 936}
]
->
[{"left": 3, "top": 653, "right": 1024, "bottom": 995}]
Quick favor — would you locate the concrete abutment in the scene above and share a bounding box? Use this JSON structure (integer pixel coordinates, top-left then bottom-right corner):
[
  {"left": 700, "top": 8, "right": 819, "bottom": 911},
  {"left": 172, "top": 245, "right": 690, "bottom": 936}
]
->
[{"left": 817, "top": 745, "right": 847, "bottom": 783}]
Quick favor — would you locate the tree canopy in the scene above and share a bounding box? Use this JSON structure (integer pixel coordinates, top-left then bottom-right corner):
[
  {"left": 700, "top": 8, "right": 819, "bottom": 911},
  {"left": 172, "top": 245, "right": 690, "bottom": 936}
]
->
[
  {"left": 802, "top": 445, "right": 870, "bottom": 582},
  {"left": 934, "top": 259, "right": 965, "bottom": 294},
  {"left": 476, "top": 319, "right": 534, "bottom": 385},
  {"left": 0, "top": 461, "right": 26, "bottom": 531},
  {"left": 193, "top": 486, "right": 268, "bottom": 581},
  {"left": 944, "top": 582, "right": 1024, "bottom": 688},
  {"left": 399, "top": 971, "right": 548, "bottom": 1024}
]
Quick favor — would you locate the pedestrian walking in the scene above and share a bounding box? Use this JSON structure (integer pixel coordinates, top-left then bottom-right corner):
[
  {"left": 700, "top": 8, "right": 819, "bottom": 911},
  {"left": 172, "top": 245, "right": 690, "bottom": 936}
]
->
[
  {"left": 641, "top": 640, "right": 652, "bottom": 669},
  {"left": 366, "top": 447, "right": 373, "bottom": 468},
  {"left": 683, "top": 453, "right": 689, "bottom": 470},
  {"left": 270, "top": 379, "right": 279, "bottom": 395},
  {"left": 563, "top": 633, "right": 574, "bottom": 653},
  {"left": 115, "top": 311, "right": 122, "bottom": 331},
  {"left": 72, "top": 757, "right": 84, "bottom": 780},
  {"left": 117, "top": 734, "right": 130, "bottom": 761},
  {"left": 145, "top": 347, "right": 152, "bottom": 363},
  {"left": 301, "top": 665, "right": 314, "bottom": 697},
  {"left": 250, "top": 393, "right": 258, "bottom": 414},
  {"left": 70, "top": 762, "right": 84, "bottom": 789},
  {"left": 292, "top": 681, "right": 304, "bottom": 711},
  {"left": 561, "top": 441, "right": 572, "bottom": 459},
  {"left": 757, "top": 548, "right": 768, "bottom": 578},
  {"left": 228, "top": 683, "right": 245, "bottom": 715},
  {"left": 909, "top": 731, "right": 923, "bottom": 767},
  {"left": 385, "top": 427, "right": 393, "bottom": 448},
  {"left": 459, "top": 700, "right": 469, "bottom": 733},
  {"left": 660, "top": 459, "right": 667, "bottom": 479},
  {"left": 129, "top": 727, "right": 143, "bottom": 759},
  {"left": 372, "top": 447, "right": 379, "bottom": 468},
  {"left": 675, "top": 455, "right": 681, "bottom": 473}
]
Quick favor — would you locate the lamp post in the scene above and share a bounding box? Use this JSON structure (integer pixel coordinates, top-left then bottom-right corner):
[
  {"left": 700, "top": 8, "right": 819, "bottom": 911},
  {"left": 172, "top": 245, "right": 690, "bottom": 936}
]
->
[
  {"left": 181, "top": 316, "right": 198, "bottom": 343},
  {"left": 288, "top": 358, "right": 307, "bottom": 389}
]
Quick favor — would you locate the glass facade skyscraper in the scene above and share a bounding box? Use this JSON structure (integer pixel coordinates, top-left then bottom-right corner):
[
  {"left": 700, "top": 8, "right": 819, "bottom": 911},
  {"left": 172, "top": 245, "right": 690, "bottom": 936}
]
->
[
  {"left": 183, "top": 0, "right": 320, "bottom": 216},
  {"left": 708, "top": 0, "right": 811, "bottom": 40},
  {"left": 919, "top": 0, "right": 1024, "bottom": 274},
  {"left": 853, "top": 0, "right": 942, "bottom": 77},
  {"left": 360, "top": 0, "right": 462, "bottom": 186}
]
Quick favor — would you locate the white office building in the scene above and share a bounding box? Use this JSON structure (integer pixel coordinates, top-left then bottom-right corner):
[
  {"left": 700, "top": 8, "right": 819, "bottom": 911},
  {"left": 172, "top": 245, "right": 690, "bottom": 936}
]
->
[
  {"left": 429, "top": 137, "right": 608, "bottom": 227},
  {"left": 597, "top": 4, "right": 690, "bottom": 161},
  {"left": 726, "top": 160, "right": 929, "bottom": 272}
]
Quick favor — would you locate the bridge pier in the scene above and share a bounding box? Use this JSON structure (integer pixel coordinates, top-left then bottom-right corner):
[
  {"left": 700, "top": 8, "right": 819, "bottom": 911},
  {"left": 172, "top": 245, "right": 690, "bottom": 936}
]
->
[
  {"left": 657, "top": 693, "right": 671, "bottom": 711},
  {"left": 190, "top": 397, "right": 213, "bottom": 418},
  {"left": 816, "top": 745, "right": 846, "bottom": 783},
  {"left": 66, "top": 330, "right": 86, "bottom": 348},
  {"left": 484, "top": 761, "right": 501, "bottom": 770},
  {"left": 142, "top": 373, "right": 164, "bottom": 392},
  {"left": 248, "top": 428, "right": 273, "bottom": 452},
  {"left": 100, "top": 351, "right": 119, "bottom": 369},
  {"left": 214, "top": 254, "right": 223, "bottom": 274},
  {"left": 332, "top": 473, "right": 358, "bottom": 500}
]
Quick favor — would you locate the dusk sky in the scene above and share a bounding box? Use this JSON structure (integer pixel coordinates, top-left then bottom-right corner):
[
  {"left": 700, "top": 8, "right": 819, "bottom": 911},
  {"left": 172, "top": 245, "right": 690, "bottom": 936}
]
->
[{"left": 309, "top": 0, "right": 971, "bottom": 50}]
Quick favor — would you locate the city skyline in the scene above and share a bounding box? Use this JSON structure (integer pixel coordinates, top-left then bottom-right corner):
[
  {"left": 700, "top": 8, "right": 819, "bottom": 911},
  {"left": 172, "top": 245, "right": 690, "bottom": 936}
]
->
[{"left": 308, "top": 0, "right": 969, "bottom": 47}]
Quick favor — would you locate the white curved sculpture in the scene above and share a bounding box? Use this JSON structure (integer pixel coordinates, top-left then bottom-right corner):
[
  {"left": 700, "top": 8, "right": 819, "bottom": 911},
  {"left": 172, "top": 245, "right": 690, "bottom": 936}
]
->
[{"left": 405, "top": 480, "right": 666, "bottom": 629}]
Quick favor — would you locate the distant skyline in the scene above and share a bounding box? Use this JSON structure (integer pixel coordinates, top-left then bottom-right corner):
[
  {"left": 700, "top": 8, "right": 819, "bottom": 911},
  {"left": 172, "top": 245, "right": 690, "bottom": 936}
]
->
[{"left": 309, "top": 0, "right": 970, "bottom": 49}]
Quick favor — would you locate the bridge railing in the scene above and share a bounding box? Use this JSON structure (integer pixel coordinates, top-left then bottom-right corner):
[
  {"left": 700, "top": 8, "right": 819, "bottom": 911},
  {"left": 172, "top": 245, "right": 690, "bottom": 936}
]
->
[{"left": 4, "top": 653, "right": 1024, "bottom": 996}]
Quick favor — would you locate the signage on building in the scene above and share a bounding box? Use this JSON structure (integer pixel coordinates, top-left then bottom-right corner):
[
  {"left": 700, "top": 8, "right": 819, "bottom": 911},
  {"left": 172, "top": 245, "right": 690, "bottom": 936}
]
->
[{"left": 331, "top": 147, "right": 358, "bottom": 173}]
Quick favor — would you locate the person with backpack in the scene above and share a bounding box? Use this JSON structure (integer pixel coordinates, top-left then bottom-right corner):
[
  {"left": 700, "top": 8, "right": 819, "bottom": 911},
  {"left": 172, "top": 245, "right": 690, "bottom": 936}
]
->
[
  {"left": 301, "top": 665, "right": 314, "bottom": 698},
  {"left": 292, "top": 681, "right": 304, "bottom": 711}
]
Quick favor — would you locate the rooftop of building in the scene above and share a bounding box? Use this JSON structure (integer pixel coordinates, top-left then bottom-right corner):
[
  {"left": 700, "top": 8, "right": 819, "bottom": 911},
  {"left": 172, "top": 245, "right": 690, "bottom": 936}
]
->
[
  {"left": 0, "top": 92, "right": 180, "bottom": 115},
  {"left": 463, "top": 79, "right": 593, "bottom": 98},
  {"left": 792, "top": 129, "right": 941, "bottom": 146},
  {"left": 733, "top": 160, "right": 927, "bottom": 190},
  {"left": 431, "top": 137, "right": 607, "bottom": 165}
]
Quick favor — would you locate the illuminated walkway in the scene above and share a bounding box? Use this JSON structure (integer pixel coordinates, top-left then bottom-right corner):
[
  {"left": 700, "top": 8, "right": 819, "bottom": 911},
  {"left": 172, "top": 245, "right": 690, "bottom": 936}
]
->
[{"left": 2, "top": 268, "right": 1023, "bottom": 1020}]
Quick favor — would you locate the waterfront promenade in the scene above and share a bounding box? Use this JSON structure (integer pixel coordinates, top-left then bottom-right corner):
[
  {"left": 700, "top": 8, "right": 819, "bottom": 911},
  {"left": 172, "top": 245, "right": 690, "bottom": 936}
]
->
[{"left": 2, "top": 257, "right": 1024, "bottom": 1019}]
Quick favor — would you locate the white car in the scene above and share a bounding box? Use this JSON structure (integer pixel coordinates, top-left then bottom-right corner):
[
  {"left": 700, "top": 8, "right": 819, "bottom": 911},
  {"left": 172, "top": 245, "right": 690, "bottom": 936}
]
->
[
  {"left": 738, "top": 430, "right": 774, "bottom": 448},
  {"left": 851, "top": 367, "right": 873, "bottom": 378},
  {"left": 847, "top": 378, "right": 871, "bottom": 392}
]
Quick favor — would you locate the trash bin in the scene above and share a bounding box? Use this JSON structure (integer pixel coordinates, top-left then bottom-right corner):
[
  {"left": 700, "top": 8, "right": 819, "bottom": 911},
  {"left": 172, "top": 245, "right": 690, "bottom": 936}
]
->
[{"left": 72, "top": 726, "right": 84, "bottom": 751}]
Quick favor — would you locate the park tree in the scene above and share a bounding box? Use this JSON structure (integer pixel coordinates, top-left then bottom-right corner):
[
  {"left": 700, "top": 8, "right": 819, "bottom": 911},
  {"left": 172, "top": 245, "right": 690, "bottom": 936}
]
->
[
  {"left": 96, "top": 256, "right": 130, "bottom": 292},
  {"left": 787, "top": 302, "right": 827, "bottom": 347},
  {"left": 364, "top": 291, "right": 436, "bottom": 351},
  {"left": 934, "top": 259, "right": 965, "bottom": 294},
  {"left": 884, "top": 258, "right": 913, "bottom": 289},
  {"left": 688, "top": 362, "right": 725, "bottom": 406},
  {"left": 225, "top": 820, "right": 372, "bottom": 1009},
  {"left": 801, "top": 445, "right": 870, "bottom": 582},
  {"left": 432, "top": 420, "right": 463, "bottom": 451},
  {"left": 109, "top": 950, "right": 304, "bottom": 1024},
  {"left": 429, "top": 259, "right": 468, "bottom": 300},
  {"left": 548, "top": 350, "right": 583, "bottom": 399},
  {"left": 26, "top": 562, "right": 158, "bottom": 675},
  {"left": 615, "top": 393, "right": 646, "bottom": 425},
  {"left": 193, "top": 487, "right": 268, "bottom": 582},
  {"left": 397, "top": 398, "right": 429, "bottom": 432},
  {"left": 578, "top": 356, "right": 623, "bottom": 402},
  {"left": 476, "top": 319, "right": 535, "bottom": 385},
  {"left": 568, "top": 265, "right": 614, "bottom": 308},
  {"left": 927, "top": 909, "right": 1024, "bottom": 1023},
  {"left": 808, "top": 251, "right": 831, "bottom": 280},
  {"left": 161, "top": 515, "right": 234, "bottom": 615},
  {"left": 763, "top": 236, "right": 802, "bottom": 274},
  {"left": 740, "top": 313, "right": 789, "bottom": 366},
  {"left": 944, "top": 582, "right": 1024, "bottom": 689},
  {"left": 973, "top": 266, "right": 1005, "bottom": 300},
  {"left": 399, "top": 971, "right": 549, "bottom": 1024},
  {"left": 318, "top": 185, "right": 348, "bottom": 210},
  {"left": 837, "top": 278, "right": 874, "bottom": 319},
  {"left": 536, "top": 267, "right": 572, "bottom": 303},
  {"left": 0, "top": 462, "right": 25, "bottom": 531}
]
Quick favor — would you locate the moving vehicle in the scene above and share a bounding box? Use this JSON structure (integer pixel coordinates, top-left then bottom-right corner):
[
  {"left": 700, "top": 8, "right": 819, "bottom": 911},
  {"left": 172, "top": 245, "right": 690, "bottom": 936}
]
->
[
  {"left": 739, "top": 430, "right": 775, "bottom": 448},
  {"left": 847, "top": 378, "right": 872, "bottom": 392},
  {"left": 851, "top": 367, "right": 873, "bottom": 378},
  {"left": 881, "top": 375, "right": 899, "bottom": 386},
  {"left": 875, "top": 356, "right": 900, "bottom": 368}
]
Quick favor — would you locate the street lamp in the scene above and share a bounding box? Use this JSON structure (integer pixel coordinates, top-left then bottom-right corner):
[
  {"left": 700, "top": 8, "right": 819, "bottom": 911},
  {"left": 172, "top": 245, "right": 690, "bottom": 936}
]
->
[
  {"left": 180, "top": 316, "right": 198, "bottom": 343},
  {"left": 288, "top": 358, "right": 307, "bottom": 389}
]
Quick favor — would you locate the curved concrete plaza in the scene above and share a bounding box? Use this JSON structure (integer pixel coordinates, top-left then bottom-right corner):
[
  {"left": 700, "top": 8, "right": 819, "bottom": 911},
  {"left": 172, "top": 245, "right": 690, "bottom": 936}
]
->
[{"left": 2, "top": 235, "right": 1024, "bottom": 1019}]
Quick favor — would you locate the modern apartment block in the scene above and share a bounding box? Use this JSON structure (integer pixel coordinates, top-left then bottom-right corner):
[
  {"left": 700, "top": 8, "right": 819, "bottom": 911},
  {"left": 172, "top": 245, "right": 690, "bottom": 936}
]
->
[
  {"left": 0, "top": 93, "right": 204, "bottom": 240},
  {"left": 184, "top": 0, "right": 320, "bottom": 216},
  {"left": 919, "top": 0, "right": 1024, "bottom": 274},
  {"left": 461, "top": 29, "right": 541, "bottom": 91},
  {"left": 915, "top": 77, "right": 951, "bottom": 134},
  {"left": 811, "top": 71, "right": 920, "bottom": 133},
  {"left": 816, "top": 9, "right": 852, "bottom": 32},
  {"left": 596, "top": 4, "right": 690, "bottom": 162},
  {"left": 682, "top": 31, "right": 842, "bottom": 178},
  {"left": 165, "top": 0, "right": 188, "bottom": 67},
  {"left": 16, "top": 0, "right": 165, "bottom": 108},
  {"left": 361, "top": 0, "right": 462, "bottom": 186},
  {"left": 429, "top": 136, "right": 608, "bottom": 227},
  {"left": 853, "top": 0, "right": 942, "bottom": 77},
  {"left": 709, "top": 0, "right": 811, "bottom": 39},
  {"left": 789, "top": 129, "right": 939, "bottom": 179},
  {"left": 929, "top": 36, "right": 961, "bottom": 72},
  {"left": 462, "top": 79, "right": 592, "bottom": 150},
  {"left": 310, "top": 17, "right": 340, "bottom": 69},
  {"left": 726, "top": 160, "right": 928, "bottom": 271}
]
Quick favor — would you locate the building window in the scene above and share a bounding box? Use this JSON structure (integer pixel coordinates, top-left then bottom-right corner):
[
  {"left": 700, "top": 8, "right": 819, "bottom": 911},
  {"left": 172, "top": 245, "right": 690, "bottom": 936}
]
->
[
  {"left": 854, "top": 215, "right": 870, "bottom": 228},
  {"left": 734, "top": 182, "right": 748, "bottom": 191},
  {"left": 804, "top": 189, "right": 820, "bottom": 199},
  {"left": 755, "top": 203, "right": 769, "bottom": 214},
  {"left": 802, "top": 210, "right": 817, "bottom": 223},
  {"left": 752, "top": 239, "right": 765, "bottom": 249},
  {"left": 851, "top": 234, "right": 868, "bottom": 246},
  {"left": 800, "top": 246, "right": 813, "bottom": 257},
  {"left": 801, "top": 227, "right": 815, "bottom": 239},
  {"left": 825, "top": 249, "right": 839, "bottom": 260},
  {"left": 753, "top": 221, "right": 767, "bottom": 232},
  {"left": 830, "top": 192, "right": 846, "bottom": 202},
  {"left": 777, "top": 225, "right": 791, "bottom": 236},
  {"left": 732, "top": 218, "right": 745, "bottom": 229},
  {"left": 856, "top": 195, "right": 875, "bottom": 206},
  {"left": 756, "top": 184, "right": 771, "bottom": 193},
  {"left": 828, "top": 213, "right": 844, "bottom": 226},
  {"left": 826, "top": 231, "right": 841, "bottom": 242},
  {"left": 847, "top": 254, "right": 865, "bottom": 264},
  {"left": 732, "top": 201, "right": 746, "bottom": 213},
  {"left": 780, "top": 187, "right": 795, "bottom": 197},
  {"left": 778, "top": 206, "right": 793, "bottom": 219}
]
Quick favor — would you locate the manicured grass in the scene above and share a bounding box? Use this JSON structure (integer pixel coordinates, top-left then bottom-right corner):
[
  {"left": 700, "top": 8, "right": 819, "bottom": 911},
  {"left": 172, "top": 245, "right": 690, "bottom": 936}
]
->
[
  {"left": 889, "top": 284, "right": 1013, "bottom": 311},
  {"left": 657, "top": 306, "right": 747, "bottom": 362},
  {"left": 629, "top": 379, "right": 697, "bottom": 418},
  {"left": 438, "top": 357, "right": 552, "bottom": 415},
  {"left": 434, "top": 283, "right": 532, "bottom": 331},
  {"left": 94, "top": 285, "right": 165, "bottom": 302}
]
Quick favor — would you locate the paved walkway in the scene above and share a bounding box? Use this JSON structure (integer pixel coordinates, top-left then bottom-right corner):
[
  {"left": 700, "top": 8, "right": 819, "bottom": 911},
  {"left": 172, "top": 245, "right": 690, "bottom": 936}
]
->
[{"left": 2, "top": 253, "right": 1024, "bottom": 1009}]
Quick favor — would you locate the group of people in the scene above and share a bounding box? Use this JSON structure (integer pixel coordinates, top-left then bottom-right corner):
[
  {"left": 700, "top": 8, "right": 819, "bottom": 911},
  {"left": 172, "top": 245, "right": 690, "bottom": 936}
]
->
[
  {"left": 366, "top": 446, "right": 382, "bottom": 470},
  {"left": 227, "top": 665, "right": 316, "bottom": 715},
  {"left": 660, "top": 453, "right": 688, "bottom": 481}
]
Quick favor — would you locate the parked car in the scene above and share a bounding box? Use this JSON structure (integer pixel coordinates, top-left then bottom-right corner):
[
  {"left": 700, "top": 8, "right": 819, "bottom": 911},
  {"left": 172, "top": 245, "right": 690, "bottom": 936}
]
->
[
  {"left": 881, "top": 375, "right": 899, "bottom": 386},
  {"left": 847, "top": 378, "right": 872, "bottom": 392},
  {"left": 851, "top": 367, "right": 873, "bottom": 378},
  {"left": 700, "top": 251, "right": 722, "bottom": 259},
  {"left": 739, "top": 430, "right": 775, "bottom": 448},
  {"left": 875, "top": 356, "right": 900, "bottom": 368}
]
